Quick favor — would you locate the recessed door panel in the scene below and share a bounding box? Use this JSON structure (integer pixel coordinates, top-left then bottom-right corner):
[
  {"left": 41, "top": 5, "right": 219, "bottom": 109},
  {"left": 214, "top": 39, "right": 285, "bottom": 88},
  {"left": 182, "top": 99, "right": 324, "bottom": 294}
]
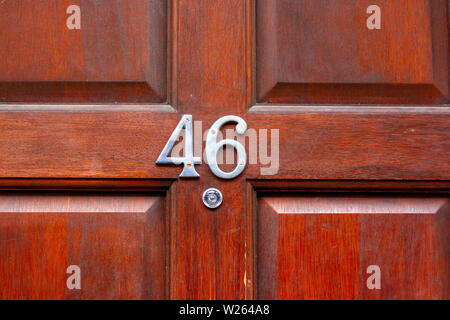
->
[
  {"left": 0, "top": 0, "right": 167, "bottom": 104},
  {"left": 0, "top": 193, "right": 167, "bottom": 300},
  {"left": 257, "top": 195, "right": 449, "bottom": 299},
  {"left": 256, "top": 0, "right": 449, "bottom": 105}
]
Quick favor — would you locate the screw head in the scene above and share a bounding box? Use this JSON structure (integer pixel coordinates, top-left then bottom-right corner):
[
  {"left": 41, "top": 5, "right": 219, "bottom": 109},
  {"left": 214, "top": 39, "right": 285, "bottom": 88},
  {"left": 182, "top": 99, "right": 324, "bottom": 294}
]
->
[{"left": 202, "top": 188, "right": 223, "bottom": 209}]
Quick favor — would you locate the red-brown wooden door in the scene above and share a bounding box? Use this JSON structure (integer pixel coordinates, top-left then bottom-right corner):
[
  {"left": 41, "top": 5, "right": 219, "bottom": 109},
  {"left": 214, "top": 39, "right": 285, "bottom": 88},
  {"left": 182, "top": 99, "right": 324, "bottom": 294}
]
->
[{"left": 0, "top": 0, "right": 448, "bottom": 300}]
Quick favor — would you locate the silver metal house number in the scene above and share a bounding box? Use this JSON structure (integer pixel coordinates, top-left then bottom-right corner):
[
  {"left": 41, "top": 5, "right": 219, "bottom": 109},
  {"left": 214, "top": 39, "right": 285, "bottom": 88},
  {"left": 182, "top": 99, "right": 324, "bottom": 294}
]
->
[{"left": 157, "top": 115, "right": 248, "bottom": 180}]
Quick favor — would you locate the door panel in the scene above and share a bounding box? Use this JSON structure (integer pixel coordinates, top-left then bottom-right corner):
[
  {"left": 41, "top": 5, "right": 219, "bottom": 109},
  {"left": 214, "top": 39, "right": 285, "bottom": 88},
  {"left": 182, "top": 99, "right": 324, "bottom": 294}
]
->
[
  {"left": 257, "top": 195, "right": 449, "bottom": 299},
  {"left": 0, "top": 193, "right": 167, "bottom": 300},
  {"left": 256, "top": 0, "right": 449, "bottom": 105},
  {"left": 0, "top": 0, "right": 167, "bottom": 103}
]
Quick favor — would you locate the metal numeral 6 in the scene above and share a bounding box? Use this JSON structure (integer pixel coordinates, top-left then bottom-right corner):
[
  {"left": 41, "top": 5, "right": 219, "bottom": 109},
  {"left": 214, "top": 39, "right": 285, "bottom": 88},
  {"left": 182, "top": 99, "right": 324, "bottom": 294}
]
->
[
  {"left": 156, "top": 115, "right": 248, "bottom": 179},
  {"left": 206, "top": 115, "right": 247, "bottom": 179}
]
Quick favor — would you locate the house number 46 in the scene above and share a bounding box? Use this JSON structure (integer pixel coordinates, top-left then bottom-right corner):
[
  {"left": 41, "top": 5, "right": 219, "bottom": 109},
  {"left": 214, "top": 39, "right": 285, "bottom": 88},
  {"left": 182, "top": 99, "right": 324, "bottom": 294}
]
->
[{"left": 156, "top": 115, "right": 247, "bottom": 179}]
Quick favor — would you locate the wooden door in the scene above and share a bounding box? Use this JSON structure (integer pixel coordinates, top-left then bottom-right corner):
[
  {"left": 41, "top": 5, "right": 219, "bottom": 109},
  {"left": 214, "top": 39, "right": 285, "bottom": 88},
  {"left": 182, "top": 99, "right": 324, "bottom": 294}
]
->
[{"left": 0, "top": 0, "right": 448, "bottom": 300}]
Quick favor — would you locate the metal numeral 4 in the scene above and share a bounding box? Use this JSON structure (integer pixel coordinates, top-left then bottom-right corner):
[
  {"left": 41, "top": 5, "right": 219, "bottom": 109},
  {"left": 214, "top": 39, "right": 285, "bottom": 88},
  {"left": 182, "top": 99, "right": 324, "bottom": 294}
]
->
[{"left": 156, "top": 115, "right": 201, "bottom": 177}]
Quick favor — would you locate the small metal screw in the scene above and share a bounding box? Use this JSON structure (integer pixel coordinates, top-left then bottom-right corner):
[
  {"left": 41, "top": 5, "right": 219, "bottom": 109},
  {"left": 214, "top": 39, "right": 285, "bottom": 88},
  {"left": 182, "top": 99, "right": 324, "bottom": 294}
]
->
[{"left": 202, "top": 188, "right": 223, "bottom": 209}]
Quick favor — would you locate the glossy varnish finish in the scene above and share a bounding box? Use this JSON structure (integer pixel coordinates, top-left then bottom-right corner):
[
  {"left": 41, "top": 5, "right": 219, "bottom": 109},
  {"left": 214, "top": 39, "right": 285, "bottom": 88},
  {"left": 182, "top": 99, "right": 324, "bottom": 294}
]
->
[
  {"left": 170, "top": 0, "right": 249, "bottom": 299},
  {"left": 256, "top": 0, "right": 449, "bottom": 104},
  {"left": 257, "top": 195, "right": 449, "bottom": 299},
  {"left": 0, "top": 0, "right": 448, "bottom": 300},
  {"left": 0, "top": 0, "right": 167, "bottom": 103},
  {"left": 0, "top": 193, "right": 167, "bottom": 299}
]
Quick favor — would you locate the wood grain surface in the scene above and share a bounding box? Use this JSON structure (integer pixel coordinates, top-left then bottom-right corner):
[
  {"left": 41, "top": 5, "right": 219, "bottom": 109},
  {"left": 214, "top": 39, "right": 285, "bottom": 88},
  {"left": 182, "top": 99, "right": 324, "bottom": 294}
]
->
[
  {"left": 0, "top": 193, "right": 167, "bottom": 300},
  {"left": 0, "top": 0, "right": 448, "bottom": 300},
  {"left": 256, "top": 0, "right": 449, "bottom": 104},
  {"left": 257, "top": 195, "right": 449, "bottom": 299},
  {"left": 0, "top": 0, "right": 167, "bottom": 103}
]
